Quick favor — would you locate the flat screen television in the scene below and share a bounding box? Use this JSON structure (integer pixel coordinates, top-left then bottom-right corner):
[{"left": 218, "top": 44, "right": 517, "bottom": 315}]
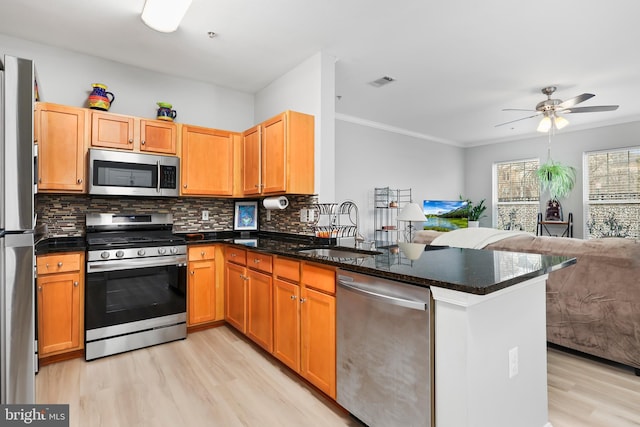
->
[{"left": 423, "top": 200, "right": 468, "bottom": 231}]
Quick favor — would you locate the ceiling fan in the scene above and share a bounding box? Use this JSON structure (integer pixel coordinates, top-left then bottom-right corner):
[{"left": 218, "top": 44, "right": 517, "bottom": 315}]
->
[{"left": 496, "top": 86, "right": 619, "bottom": 132}]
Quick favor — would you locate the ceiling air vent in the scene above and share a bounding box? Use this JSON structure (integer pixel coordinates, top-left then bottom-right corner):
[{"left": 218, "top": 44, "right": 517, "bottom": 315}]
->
[{"left": 368, "top": 76, "right": 396, "bottom": 88}]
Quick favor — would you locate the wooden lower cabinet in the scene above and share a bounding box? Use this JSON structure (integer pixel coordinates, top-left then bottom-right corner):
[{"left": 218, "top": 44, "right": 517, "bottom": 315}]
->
[
  {"left": 301, "top": 286, "right": 336, "bottom": 398},
  {"left": 273, "top": 278, "right": 301, "bottom": 371},
  {"left": 246, "top": 269, "right": 273, "bottom": 352},
  {"left": 273, "top": 257, "right": 336, "bottom": 399},
  {"left": 187, "top": 245, "right": 223, "bottom": 326},
  {"left": 36, "top": 252, "right": 85, "bottom": 357},
  {"left": 225, "top": 261, "right": 247, "bottom": 332}
]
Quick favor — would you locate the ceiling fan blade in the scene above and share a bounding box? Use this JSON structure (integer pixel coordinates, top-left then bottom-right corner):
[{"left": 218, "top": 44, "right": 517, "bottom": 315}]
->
[
  {"left": 502, "top": 108, "right": 537, "bottom": 112},
  {"left": 495, "top": 112, "right": 542, "bottom": 127},
  {"left": 564, "top": 105, "right": 619, "bottom": 113},
  {"left": 558, "top": 93, "right": 595, "bottom": 109}
]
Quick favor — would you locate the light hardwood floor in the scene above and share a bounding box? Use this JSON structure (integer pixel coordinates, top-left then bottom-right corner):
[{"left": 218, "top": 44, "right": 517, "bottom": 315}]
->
[{"left": 36, "top": 326, "right": 640, "bottom": 427}]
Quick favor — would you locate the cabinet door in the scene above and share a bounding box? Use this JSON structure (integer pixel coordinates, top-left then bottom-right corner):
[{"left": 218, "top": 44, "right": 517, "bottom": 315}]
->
[
  {"left": 273, "top": 278, "right": 300, "bottom": 371},
  {"left": 37, "top": 272, "right": 82, "bottom": 356},
  {"left": 225, "top": 262, "right": 246, "bottom": 332},
  {"left": 242, "top": 125, "right": 261, "bottom": 195},
  {"left": 261, "top": 114, "right": 287, "bottom": 194},
  {"left": 188, "top": 259, "right": 217, "bottom": 326},
  {"left": 91, "top": 111, "right": 135, "bottom": 150},
  {"left": 37, "top": 103, "right": 88, "bottom": 192},
  {"left": 182, "top": 126, "right": 234, "bottom": 196},
  {"left": 246, "top": 269, "right": 273, "bottom": 352},
  {"left": 301, "top": 287, "right": 336, "bottom": 399},
  {"left": 140, "top": 119, "right": 177, "bottom": 154}
]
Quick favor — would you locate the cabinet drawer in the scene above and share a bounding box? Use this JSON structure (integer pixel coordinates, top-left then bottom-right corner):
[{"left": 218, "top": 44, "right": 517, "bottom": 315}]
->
[
  {"left": 302, "top": 262, "right": 336, "bottom": 294},
  {"left": 274, "top": 257, "right": 300, "bottom": 282},
  {"left": 188, "top": 245, "right": 216, "bottom": 261},
  {"left": 247, "top": 251, "right": 273, "bottom": 274},
  {"left": 225, "top": 246, "right": 247, "bottom": 265},
  {"left": 37, "top": 253, "right": 82, "bottom": 275}
]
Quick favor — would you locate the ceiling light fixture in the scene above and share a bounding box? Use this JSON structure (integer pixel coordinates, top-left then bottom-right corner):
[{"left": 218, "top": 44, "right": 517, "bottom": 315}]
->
[
  {"left": 537, "top": 112, "right": 569, "bottom": 133},
  {"left": 141, "top": 0, "right": 193, "bottom": 33}
]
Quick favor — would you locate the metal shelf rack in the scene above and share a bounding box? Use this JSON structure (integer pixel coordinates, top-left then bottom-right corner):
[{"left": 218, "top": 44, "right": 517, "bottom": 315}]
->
[{"left": 373, "top": 187, "right": 412, "bottom": 247}]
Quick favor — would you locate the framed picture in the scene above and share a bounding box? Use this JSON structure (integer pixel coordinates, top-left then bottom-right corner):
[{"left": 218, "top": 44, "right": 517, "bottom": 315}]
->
[{"left": 234, "top": 201, "right": 259, "bottom": 231}]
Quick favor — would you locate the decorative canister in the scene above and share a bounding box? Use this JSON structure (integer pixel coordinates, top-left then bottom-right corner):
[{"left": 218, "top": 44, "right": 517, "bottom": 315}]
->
[
  {"left": 157, "top": 102, "right": 177, "bottom": 121},
  {"left": 88, "top": 83, "right": 115, "bottom": 111}
]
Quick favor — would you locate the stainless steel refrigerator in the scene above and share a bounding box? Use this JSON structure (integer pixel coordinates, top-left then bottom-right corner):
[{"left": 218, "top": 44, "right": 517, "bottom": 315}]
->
[{"left": 0, "top": 55, "right": 36, "bottom": 404}]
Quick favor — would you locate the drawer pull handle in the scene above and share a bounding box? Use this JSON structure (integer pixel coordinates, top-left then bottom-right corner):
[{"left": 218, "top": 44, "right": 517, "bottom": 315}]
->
[
  {"left": 183, "top": 184, "right": 187, "bottom": 188},
  {"left": 73, "top": 281, "right": 78, "bottom": 287},
  {"left": 77, "top": 178, "right": 83, "bottom": 184},
  {"left": 290, "top": 295, "right": 297, "bottom": 300},
  {"left": 38, "top": 286, "right": 42, "bottom": 292},
  {"left": 191, "top": 271, "right": 195, "bottom": 275},
  {"left": 254, "top": 259, "right": 261, "bottom": 263},
  {"left": 231, "top": 253, "right": 237, "bottom": 257},
  {"left": 300, "top": 298, "right": 307, "bottom": 304},
  {"left": 201, "top": 251, "right": 205, "bottom": 256},
  {"left": 57, "top": 262, "right": 63, "bottom": 267},
  {"left": 128, "top": 139, "right": 133, "bottom": 144},
  {"left": 141, "top": 140, "right": 146, "bottom": 145}
]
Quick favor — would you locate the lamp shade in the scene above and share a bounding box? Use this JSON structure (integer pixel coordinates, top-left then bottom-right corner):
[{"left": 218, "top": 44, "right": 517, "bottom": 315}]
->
[
  {"left": 537, "top": 116, "right": 552, "bottom": 133},
  {"left": 554, "top": 115, "right": 569, "bottom": 129},
  {"left": 141, "top": 0, "right": 193, "bottom": 33},
  {"left": 397, "top": 242, "right": 426, "bottom": 260},
  {"left": 398, "top": 202, "right": 426, "bottom": 222}
]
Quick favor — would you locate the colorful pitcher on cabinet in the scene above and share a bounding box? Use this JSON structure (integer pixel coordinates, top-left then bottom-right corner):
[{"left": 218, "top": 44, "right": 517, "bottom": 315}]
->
[
  {"left": 157, "top": 102, "right": 177, "bottom": 121},
  {"left": 88, "top": 83, "right": 115, "bottom": 111}
]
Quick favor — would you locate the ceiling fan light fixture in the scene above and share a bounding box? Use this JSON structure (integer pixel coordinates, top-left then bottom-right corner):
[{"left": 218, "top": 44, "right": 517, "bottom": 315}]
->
[
  {"left": 537, "top": 116, "right": 552, "bottom": 133},
  {"left": 554, "top": 115, "right": 569, "bottom": 130},
  {"left": 141, "top": 0, "right": 193, "bottom": 33}
]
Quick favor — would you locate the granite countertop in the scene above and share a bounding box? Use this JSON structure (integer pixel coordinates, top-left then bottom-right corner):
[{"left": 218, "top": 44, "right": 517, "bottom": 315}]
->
[
  {"left": 36, "top": 231, "right": 576, "bottom": 296},
  {"left": 35, "top": 236, "right": 86, "bottom": 255},
  {"left": 188, "top": 232, "right": 576, "bottom": 296}
]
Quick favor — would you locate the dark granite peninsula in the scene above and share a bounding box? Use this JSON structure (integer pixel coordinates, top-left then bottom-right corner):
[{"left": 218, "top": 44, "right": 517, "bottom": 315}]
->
[{"left": 207, "top": 232, "right": 575, "bottom": 427}]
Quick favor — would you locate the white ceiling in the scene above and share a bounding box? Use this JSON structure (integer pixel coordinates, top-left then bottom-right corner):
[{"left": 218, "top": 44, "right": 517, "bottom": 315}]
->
[{"left": 2, "top": 0, "right": 639, "bottom": 146}]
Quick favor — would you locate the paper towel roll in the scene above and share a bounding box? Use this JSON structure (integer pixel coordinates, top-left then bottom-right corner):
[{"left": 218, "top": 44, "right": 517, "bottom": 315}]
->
[{"left": 263, "top": 196, "right": 289, "bottom": 210}]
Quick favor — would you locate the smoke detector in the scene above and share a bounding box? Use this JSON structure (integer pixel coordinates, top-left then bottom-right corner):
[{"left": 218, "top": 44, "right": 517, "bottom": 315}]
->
[{"left": 368, "top": 76, "right": 396, "bottom": 88}]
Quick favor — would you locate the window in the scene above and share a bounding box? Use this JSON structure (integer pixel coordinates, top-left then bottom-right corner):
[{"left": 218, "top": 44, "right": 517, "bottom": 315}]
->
[
  {"left": 494, "top": 159, "right": 539, "bottom": 232},
  {"left": 585, "top": 147, "right": 640, "bottom": 239}
]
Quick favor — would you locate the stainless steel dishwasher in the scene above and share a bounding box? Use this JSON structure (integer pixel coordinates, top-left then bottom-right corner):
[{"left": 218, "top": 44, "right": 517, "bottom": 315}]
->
[{"left": 337, "top": 269, "right": 433, "bottom": 427}]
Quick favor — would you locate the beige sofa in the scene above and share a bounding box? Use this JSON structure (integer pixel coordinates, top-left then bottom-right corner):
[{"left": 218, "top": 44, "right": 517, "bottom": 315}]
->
[{"left": 414, "top": 229, "right": 640, "bottom": 374}]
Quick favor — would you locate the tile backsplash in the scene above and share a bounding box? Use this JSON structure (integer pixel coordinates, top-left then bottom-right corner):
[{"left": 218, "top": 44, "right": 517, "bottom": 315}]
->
[{"left": 36, "top": 194, "right": 317, "bottom": 237}]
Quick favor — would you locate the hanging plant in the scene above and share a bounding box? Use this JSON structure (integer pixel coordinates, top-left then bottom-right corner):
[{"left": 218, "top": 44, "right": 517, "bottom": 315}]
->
[{"left": 535, "top": 160, "right": 576, "bottom": 200}]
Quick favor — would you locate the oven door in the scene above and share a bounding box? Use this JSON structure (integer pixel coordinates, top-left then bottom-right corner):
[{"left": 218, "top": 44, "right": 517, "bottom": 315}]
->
[{"left": 85, "top": 261, "right": 186, "bottom": 332}]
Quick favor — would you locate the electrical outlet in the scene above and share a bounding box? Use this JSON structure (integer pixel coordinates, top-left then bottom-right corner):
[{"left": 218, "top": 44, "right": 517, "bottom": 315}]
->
[
  {"left": 202, "top": 210, "right": 209, "bottom": 221},
  {"left": 300, "top": 209, "right": 308, "bottom": 223},
  {"left": 509, "top": 346, "right": 519, "bottom": 379},
  {"left": 307, "top": 209, "right": 315, "bottom": 222}
]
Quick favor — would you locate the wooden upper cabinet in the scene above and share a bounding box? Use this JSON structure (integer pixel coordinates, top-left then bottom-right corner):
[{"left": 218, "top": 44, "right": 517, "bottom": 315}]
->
[
  {"left": 36, "top": 103, "right": 89, "bottom": 193},
  {"left": 140, "top": 119, "right": 176, "bottom": 154},
  {"left": 242, "top": 110, "right": 314, "bottom": 196},
  {"left": 91, "top": 112, "right": 177, "bottom": 154},
  {"left": 181, "top": 125, "right": 236, "bottom": 196},
  {"left": 91, "top": 111, "right": 135, "bottom": 150},
  {"left": 242, "top": 125, "right": 261, "bottom": 195}
]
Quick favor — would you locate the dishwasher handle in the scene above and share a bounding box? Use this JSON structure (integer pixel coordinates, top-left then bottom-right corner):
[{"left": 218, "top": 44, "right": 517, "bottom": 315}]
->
[{"left": 338, "top": 278, "right": 428, "bottom": 311}]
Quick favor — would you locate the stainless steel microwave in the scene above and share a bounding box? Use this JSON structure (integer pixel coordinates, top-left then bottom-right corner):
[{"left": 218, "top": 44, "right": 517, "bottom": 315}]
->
[{"left": 88, "top": 148, "right": 180, "bottom": 197}]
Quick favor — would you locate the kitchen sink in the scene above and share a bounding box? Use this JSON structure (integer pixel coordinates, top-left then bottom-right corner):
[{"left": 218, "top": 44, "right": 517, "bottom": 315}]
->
[{"left": 295, "top": 247, "right": 382, "bottom": 259}]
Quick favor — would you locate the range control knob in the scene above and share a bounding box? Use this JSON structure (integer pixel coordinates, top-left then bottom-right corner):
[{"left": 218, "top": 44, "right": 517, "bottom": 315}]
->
[
  {"left": 170, "top": 247, "right": 178, "bottom": 254},
  {"left": 116, "top": 250, "right": 125, "bottom": 258},
  {"left": 101, "top": 251, "right": 110, "bottom": 259},
  {"left": 158, "top": 247, "right": 167, "bottom": 255},
  {"left": 137, "top": 249, "right": 146, "bottom": 256}
]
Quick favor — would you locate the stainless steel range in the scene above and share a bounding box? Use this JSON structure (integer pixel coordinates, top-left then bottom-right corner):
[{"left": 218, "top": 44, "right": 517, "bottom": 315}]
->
[{"left": 84, "top": 213, "right": 187, "bottom": 361}]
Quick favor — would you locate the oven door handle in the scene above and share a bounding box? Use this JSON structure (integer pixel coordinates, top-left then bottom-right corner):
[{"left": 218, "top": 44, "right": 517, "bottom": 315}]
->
[{"left": 87, "top": 256, "right": 187, "bottom": 273}]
